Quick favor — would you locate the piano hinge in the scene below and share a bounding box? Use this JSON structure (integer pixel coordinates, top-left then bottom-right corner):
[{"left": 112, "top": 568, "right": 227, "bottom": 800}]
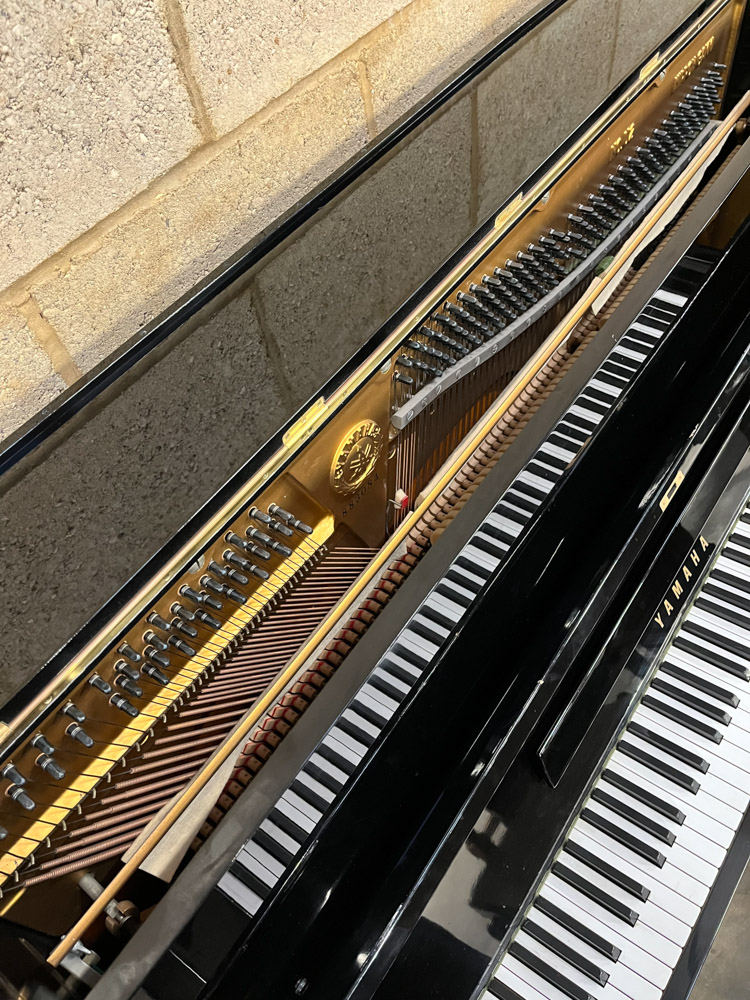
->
[
  {"left": 660, "top": 468, "right": 685, "bottom": 511},
  {"left": 283, "top": 397, "right": 328, "bottom": 448}
]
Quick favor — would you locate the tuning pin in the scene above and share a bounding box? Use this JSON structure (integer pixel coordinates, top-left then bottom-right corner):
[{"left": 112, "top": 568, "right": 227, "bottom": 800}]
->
[
  {"left": 224, "top": 568, "right": 248, "bottom": 586},
  {"left": 144, "top": 630, "right": 169, "bottom": 652},
  {"left": 0, "top": 826, "right": 5, "bottom": 839},
  {"left": 62, "top": 702, "right": 85, "bottom": 724},
  {"left": 169, "top": 636, "right": 197, "bottom": 655},
  {"left": 223, "top": 550, "right": 269, "bottom": 580},
  {"left": 66, "top": 723, "right": 94, "bottom": 748},
  {"left": 117, "top": 642, "right": 141, "bottom": 663},
  {"left": 145, "top": 646, "right": 171, "bottom": 669},
  {"left": 115, "top": 674, "right": 143, "bottom": 698},
  {"left": 248, "top": 506, "right": 272, "bottom": 526},
  {"left": 171, "top": 617, "right": 197, "bottom": 639},
  {"left": 597, "top": 184, "right": 631, "bottom": 213},
  {"left": 267, "top": 517, "right": 294, "bottom": 538},
  {"left": 433, "top": 311, "right": 484, "bottom": 346},
  {"left": 88, "top": 674, "right": 113, "bottom": 696},
  {"left": 270, "top": 505, "right": 313, "bottom": 536},
  {"left": 115, "top": 661, "right": 141, "bottom": 682},
  {"left": 225, "top": 588, "right": 247, "bottom": 606},
  {"left": 180, "top": 586, "right": 205, "bottom": 606},
  {"left": 2, "top": 763, "right": 25, "bottom": 786},
  {"left": 195, "top": 609, "right": 222, "bottom": 629},
  {"left": 566, "top": 230, "right": 597, "bottom": 251},
  {"left": 36, "top": 754, "right": 65, "bottom": 781},
  {"left": 111, "top": 694, "right": 139, "bottom": 718},
  {"left": 423, "top": 323, "right": 471, "bottom": 351},
  {"left": 147, "top": 613, "right": 172, "bottom": 632},
  {"left": 394, "top": 372, "right": 413, "bottom": 386},
  {"left": 202, "top": 575, "right": 226, "bottom": 596},
  {"left": 201, "top": 591, "right": 223, "bottom": 611},
  {"left": 408, "top": 339, "right": 451, "bottom": 364},
  {"left": 171, "top": 603, "right": 196, "bottom": 623},
  {"left": 31, "top": 734, "right": 55, "bottom": 756},
  {"left": 7, "top": 785, "right": 34, "bottom": 810},
  {"left": 142, "top": 663, "right": 170, "bottom": 686}
]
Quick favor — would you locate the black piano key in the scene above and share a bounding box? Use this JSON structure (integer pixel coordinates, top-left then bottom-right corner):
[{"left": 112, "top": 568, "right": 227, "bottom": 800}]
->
[
  {"left": 486, "top": 979, "right": 526, "bottom": 1000},
  {"left": 337, "top": 712, "right": 377, "bottom": 748},
  {"left": 673, "top": 632, "right": 750, "bottom": 681},
  {"left": 601, "top": 767, "right": 685, "bottom": 824},
  {"left": 581, "top": 385, "right": 616, "bottom": 407},
  {"left": 498, "top": 490, "right": 539, "bottom": 516},
  {"left": 304, "top": 758, "right": 345, "bottom": 794},
  {"left": 533, "top": 450, "right": 568, "bottom": 472},
  {"left": 619, "top": 335, "right": 654, "bottom": 355},
  {"left": 556, "top": 420, "right": 590, "bottom": 445},
  {"left": 318, "top": 741, "right": 357, "bottom": 778},
  {"left": 254, "top": 827, "right": 295, "bottom": 868},
  {"left": 436, "top": 580, "right": 473, "bottom": 609},
  {"left": 229, "top": 859, "right": 271, "bottom": 901},
  {"left": 268, "top": 807, "right": 308, "bottom": 847},
  {"left": 576, "top": 393, "right": 610, "bottom": 417},
  {"left": 483, "top": 521, "right": 519, "bottom": 547},
  {"left": 649, "top": 676, "right": 731, "bottom": 725},
  {"left": 703, "top": 581, "right": 750, "bottom": 615},
  {"left": 456, "top": 553, "right": 492, "bottom": 580},
  {"left": 368, "top": 671, "right": 407, "bottom": 704},
  {"left": 580, "top": 809, "right": 665, "bottom": 868},
  {"left": 409, "top": 617, "right": 446, "bottom": 646},
  {"left": 291, "top": 778, "right": 330, "bottom": 816},
  {"left": 534, "top": 895, "right": 621, "bottom": 962},
  {"left": 591, "top": 788, "right": 675, "bottom": 845},
  {"left": 661, "top": 659, "right": 739, "bottom": 707},
  {"left": 681, "top": 618, "right": 750, "bottom": 663},
  {"left": 641, "top": 693, "right": 723, "bottom": 743},
  {"left": 523, "top": 919, "right": 608, "bottom": 985},
  {"left": 730, "top": 533, "right": 750, "bottom": 552},
  {"left": 618, "top": 739, "right": 701, "bottom": 793},
  {"left": 512, "top": 479, "right": 549, "bottom": 505},
  {"left": 393, "top": 640, "right": 432, "bottom": 668},
  {"left": 508, "top": 941, "right": 594, "bottom": 1000},
  {"left": 626, "top": 721, "right": 709, "bottom": 772},
  {"left": 473, "top": 532, "right": 508, "bottom": 558},
  {"left": 696, "top": 593, "right": 750, "bottom": 633},
  {"left": 350, "top": 699, "right": 388, "bottom": 732},
  {"left": 592, "top": 370, "right": 625, "bottom": 390},
  {"left": 564, "top": 411, "right": 599, "bottom": 434},
  {"left": 601, "top": 359, "right": 638, "bottom": 381},
  {"left": 552, "top": 861, "right": 640, "bottom": 924},
  {"left": 564, "top": 839, "right": 649, "bottom": 900},
  {"left": 711, "top": 566, "right": 750, "bottom": 599}
]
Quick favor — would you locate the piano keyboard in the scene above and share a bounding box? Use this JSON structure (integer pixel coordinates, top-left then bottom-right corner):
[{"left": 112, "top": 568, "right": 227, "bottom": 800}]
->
[
  {"left": 217, "top": 275, "right": 695, "bottom": 920},
  {"left": 483, "top": 498, "right": 750, "bottom": 1000}
]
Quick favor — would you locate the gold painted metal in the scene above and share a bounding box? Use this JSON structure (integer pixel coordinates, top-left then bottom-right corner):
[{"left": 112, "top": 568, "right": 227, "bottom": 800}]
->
[
  {"left": 0, "top": 0, "right": 738, "bottom": 763},
  {"left": 47, "top": 87, "right": 750, "bottom": 966},
  {"left": 660, "top": 470, "right": 686, "bottom": 511},
  {"left": 330, "top": 420, "right": 384, "bottom": 495}
]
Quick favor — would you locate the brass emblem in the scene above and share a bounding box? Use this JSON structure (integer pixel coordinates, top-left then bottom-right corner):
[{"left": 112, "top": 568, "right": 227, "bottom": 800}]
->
[{"left": 331, "top": 420, "right": 383, "bottom": 494}]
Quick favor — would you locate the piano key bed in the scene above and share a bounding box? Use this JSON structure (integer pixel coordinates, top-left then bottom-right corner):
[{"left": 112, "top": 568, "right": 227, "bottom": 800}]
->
[
  {"left": 484, "top": 501, "right": 750, "bottom": 1000},
  {"left": 217, "top": 272, "right": 697, "bottom": 919}
]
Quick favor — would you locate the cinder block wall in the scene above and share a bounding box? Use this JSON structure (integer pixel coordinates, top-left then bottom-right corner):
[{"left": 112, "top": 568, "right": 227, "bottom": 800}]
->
[
  {"left": 1, "top": 0, "right": 701, "bottom": 440},
  {"left": 0, "top": 0, "right": 704, "bottom": 700}
]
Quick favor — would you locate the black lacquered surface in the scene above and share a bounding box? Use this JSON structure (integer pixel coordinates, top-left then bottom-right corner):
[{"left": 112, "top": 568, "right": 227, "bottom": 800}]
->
[{"left": 145, "top": 198, "right": 750, "bottom": 1000}]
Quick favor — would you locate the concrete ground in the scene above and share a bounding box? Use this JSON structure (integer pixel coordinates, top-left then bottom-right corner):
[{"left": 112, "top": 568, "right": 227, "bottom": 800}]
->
[{"left": 692, "top": 864, "right": 750, "bottom": 1000}]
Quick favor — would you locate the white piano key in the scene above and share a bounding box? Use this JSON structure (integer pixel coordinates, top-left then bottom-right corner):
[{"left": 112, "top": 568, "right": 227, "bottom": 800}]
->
[
  {"left": 594, "top": 780, "right": 725, "bottom": 869},
  {"left": 512, "top": 929, "right": 632, "bottom": 1000},
  {"left": 236, "top": 845, "right": 282, "bottom": 887},
  {"left": 505, "top": 486, "right": 543, "bottom": 508},
  {"left": 588, "top": 377, "right": 622, "bottom": 398},
  {"left": 259, "top": 818, "right": 302, "bottom": 857},
  {"left": 370, "top": 665, "right": 412, "bottom": 699},
  {"left": 219, "top": 871, "right": 263, "bottom": 915},
  {"left": 538, "top": 440, "right": 577, "bottom": 463},
  {"left": 604, "top": 758, "right": 734, "bottom": 847},
  {"left": 558, "top": 850, "right": 692, "bottom": 945},
  {"left": 528, "top": 907, "right": 662, "bottom": 1000},
  {"left": 611, "top": 344, "right": 648, "bottom": 363},
  {"left": 296, "top": 769, "right": 336, "bottom": 805},
  {"left": 278, "top": 790, "right": 321, "bottom": 830},
  {"left": 574, "top": 819, "right": 709, "bottom": 908},
  {"left": 619, "top": 729, "right": 748, "bottom": 811},
  {"left": 651, "top": 669, "right": 750, "bottom": 735},
  {"left": 397, "top": 630, "right": 439, "bottom": 663},
  {"left": 653, "top": 288, "right": 687, "bottom": 307},
  {"left": 485, "top": 510, "right": 526, "bottom": 536},
  {"left": 461, "top": 542, "right": 502, "bottom": 573},
  {"left": 341, "top": 707, "right": 384, "bottom": 741},
  {"left": 412, "top": 611, "right": 452, "bottom": 641},
  {"left": 715, "top": 552, "right": 750, "bottom": 587},
  {"left": 517, "top": 469, "right": 556, "bottom": 494},
  {"left": 612, "top": 751, "right": 742, "bottom": 835},
  {"left": 541, "top": 878, "right": 680, "bottom": 973},
  {"left": 631, "top": 320, "right": 666, "bottom": 339},
  {"left": 495, "top": 956, "right": 567, "bottom": 1000},
  {"left": 383, "top": 650, "right": 423, "bottom": 682},
  {"left": 324, "top": 726, "right": 367, "bottom": 763},
  {"left": 568, "top": 827, "right": 702, "bottom": 925},
  {"left": 664, "top": 647, "right": 750, "bottom": 702},
  {"left": 358, "top": 684, "right": 399, "bottom": 719},
  {"left": 632, "top": 705, "right": 750, "bottom": 791},
  {"left": 495, "top": 496, "right": 535, "bottom": 522},
  {"left": 583, "top": 799, "right": 716, "bottom": 887},
  {"left": 424, "top": 591, "right": 465, "bottom": 624},
  {"left": 686, "top": 605, "right": 750, "bottom": 657}
]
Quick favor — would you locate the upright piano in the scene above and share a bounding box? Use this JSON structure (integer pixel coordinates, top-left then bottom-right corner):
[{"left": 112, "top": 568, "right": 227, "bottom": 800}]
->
[{"left": 1, "top": 2, "right": 750, "bottom": 998}]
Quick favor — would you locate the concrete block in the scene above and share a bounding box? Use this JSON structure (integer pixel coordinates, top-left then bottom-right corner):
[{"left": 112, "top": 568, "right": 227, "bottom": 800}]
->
[
  {"left": 30, "top": 62, "right": 369, "bottom": 375},
  {"left": 363, "top": 0, "right": 540, "bottom": 133},
  {"left": 609, "top": 0, "right": 703, "bottom": 89},
  {"left": 0, "top": 306, "right": 66, "bottom": 441},
  {"left": 176, "top": 0, "right": 411, "bottom": 136},
  {"left": 254, "top": 95, "right": 473, "bottom": 406},
  {"left": 691, "top": 868, "right": 750, "bottom": 1000},
  {"left": 477, "top": 0, "right": 617, "bottom": 224},
  {"left": 0, "top": 0, "right": 201, "bottom": 291},
  {"left": 0, "top": 285, "right": 289, "bottom": 703}
]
